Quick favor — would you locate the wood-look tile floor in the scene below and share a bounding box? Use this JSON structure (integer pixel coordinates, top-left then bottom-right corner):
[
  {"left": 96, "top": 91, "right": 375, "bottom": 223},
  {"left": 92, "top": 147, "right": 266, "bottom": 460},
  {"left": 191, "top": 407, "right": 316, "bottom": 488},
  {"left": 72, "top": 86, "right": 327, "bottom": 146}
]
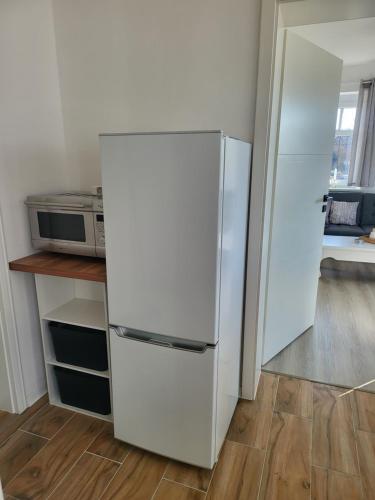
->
[
  {"left": 264, "top": 259, "right": 375, "bottom": 392},
  {"left": 1, "top": 373, "right": 375, "bottom": 499}
]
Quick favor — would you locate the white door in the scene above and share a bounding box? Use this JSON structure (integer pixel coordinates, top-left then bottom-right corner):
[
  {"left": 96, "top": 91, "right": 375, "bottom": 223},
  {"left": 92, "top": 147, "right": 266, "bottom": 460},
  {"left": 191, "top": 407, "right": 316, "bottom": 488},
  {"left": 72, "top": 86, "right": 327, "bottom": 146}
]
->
[{"left": 263, "top": 31, "right": 342, "bottom": 363}]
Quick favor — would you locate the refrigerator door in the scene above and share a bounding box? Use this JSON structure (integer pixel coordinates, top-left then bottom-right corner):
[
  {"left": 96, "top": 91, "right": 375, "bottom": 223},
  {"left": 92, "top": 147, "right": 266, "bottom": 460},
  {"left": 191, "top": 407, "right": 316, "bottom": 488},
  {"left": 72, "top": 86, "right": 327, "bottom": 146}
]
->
[
  {"left": 101, "top": 132, "right": 223, "bottom": 344},
  {"left": 110, "top": 327, "right": 218, "bottom": 468}
]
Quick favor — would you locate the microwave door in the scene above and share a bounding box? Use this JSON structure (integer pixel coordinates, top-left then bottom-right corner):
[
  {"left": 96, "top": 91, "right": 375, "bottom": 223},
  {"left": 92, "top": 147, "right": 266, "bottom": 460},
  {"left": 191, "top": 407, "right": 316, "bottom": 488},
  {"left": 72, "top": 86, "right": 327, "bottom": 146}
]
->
[{"left": 29, "top": 207, "right": 96, "bottom": 255}]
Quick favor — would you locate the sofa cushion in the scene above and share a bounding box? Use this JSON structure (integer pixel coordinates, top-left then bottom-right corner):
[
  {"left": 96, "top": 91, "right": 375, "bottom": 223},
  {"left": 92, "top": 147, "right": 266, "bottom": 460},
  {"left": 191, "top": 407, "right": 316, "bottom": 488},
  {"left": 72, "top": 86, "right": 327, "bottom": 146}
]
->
[
  {"left": 361, "top": 193, "right": 375, "bottom": 226},
  {"left": 328, "top": 191, "right": 363, "bottom": 224},
  {"left": 324, "top": 224, "right": 367, "bottom": 237},
  {"left": 329, "top": 201, "right": 359, "bottom": 225}
]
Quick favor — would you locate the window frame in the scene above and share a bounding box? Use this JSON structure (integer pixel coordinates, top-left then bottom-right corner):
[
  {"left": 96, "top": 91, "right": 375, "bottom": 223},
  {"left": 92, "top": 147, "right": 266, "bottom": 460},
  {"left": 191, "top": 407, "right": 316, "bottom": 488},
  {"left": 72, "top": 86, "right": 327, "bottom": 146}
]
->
[{"left": 330, "top": 92, "right": 359, "bottom": 188}]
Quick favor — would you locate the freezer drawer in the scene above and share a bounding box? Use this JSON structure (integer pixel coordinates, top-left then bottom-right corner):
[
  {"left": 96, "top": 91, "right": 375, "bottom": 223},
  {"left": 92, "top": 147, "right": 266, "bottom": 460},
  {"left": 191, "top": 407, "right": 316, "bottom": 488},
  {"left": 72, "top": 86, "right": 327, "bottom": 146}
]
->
[{"left": 110, "top": 327, "right": 218, "bottom": 468}]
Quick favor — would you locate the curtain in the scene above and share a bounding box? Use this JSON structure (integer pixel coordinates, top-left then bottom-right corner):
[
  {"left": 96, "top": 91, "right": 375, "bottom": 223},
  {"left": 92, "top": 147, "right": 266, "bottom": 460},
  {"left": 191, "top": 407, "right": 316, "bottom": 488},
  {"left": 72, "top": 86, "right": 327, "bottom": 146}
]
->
[{"left": 348, "top": 78, "right": 375, "bottom": 187}]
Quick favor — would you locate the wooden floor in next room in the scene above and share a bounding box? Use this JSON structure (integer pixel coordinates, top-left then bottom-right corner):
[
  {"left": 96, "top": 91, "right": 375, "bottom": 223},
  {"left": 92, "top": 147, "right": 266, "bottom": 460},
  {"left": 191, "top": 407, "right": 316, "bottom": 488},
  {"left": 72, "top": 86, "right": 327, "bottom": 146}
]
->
[
  {"left": 264, "top": 259, "right": 375, "bottom": 392},
  {"left": 1, "top": 372, "right": 375, "bottom": 499}
]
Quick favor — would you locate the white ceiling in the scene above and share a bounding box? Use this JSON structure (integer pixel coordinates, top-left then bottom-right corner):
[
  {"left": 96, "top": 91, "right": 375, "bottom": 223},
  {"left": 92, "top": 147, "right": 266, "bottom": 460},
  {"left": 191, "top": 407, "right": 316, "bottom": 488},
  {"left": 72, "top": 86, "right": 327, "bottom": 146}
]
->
[{"left": 291, "top": 17, "right": 375, "bottom": 66}]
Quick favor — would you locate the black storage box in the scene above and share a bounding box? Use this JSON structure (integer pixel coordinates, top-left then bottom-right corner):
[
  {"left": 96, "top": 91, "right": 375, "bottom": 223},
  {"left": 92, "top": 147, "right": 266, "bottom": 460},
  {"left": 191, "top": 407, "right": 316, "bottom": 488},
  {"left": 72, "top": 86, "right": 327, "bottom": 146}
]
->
[
  {"left": 54, "top": 366, "right": 111, "bottom": 415},
  {"left": 49, "top": 321, "right": 108, "bottom": 371}
]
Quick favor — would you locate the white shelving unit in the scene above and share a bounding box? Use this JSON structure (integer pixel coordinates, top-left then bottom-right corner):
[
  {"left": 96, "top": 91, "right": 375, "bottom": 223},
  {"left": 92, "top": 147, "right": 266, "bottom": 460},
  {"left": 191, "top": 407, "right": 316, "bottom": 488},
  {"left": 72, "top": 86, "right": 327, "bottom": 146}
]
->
[
  {"left": 44, "top": 298, "right": 106, "bottom": 331},
  {"left": 46, "top": 360, "right": 109, "bottom": 379},
  {"left": 45, "top": 364, "right": 112, "bottom": 423},
  {"left": 35, "top": 274, "right": 112, "bottom": 422}
]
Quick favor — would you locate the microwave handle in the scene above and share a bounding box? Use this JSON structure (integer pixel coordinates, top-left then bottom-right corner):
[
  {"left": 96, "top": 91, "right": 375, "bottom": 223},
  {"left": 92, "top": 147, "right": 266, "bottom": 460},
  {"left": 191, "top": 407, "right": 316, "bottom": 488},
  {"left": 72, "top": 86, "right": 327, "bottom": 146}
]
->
[{"left": 27, "top": 202, "right": 86, "bottom": 208}]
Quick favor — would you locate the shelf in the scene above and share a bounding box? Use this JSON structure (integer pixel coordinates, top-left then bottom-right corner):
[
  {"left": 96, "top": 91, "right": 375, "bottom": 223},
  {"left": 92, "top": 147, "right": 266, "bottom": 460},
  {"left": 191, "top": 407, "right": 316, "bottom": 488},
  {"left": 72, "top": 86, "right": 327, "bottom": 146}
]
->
[
  {"left": 46, "top": 360, "right": 109, "bottom": 379},
  {"left": 9, "top": 251, "right": 106, "bottom": 282},
  {"left": 51, "top": 399, "right": 112, "bottom": 422},
  {"left": 43, "top": 298, "right": 106, "bottom": 331}
]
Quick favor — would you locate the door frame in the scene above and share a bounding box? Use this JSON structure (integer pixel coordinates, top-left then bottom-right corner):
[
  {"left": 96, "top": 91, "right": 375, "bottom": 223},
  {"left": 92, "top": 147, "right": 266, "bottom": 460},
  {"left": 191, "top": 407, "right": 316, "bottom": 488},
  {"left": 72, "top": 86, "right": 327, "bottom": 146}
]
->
[
  {"left": 242, "top": 0, "right": 375, "bottom": 399},
  {"left": 242, "top": 0, "right": 280, "bottom": 399},
  {"left": 0, "top": 208, "right": 27, "bottom": 413}
]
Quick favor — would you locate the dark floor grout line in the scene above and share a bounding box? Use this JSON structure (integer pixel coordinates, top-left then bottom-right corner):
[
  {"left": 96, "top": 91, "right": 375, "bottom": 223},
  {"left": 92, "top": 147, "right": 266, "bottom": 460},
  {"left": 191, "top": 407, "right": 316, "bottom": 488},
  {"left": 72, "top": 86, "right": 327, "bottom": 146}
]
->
[
  {"left": 3, "top": 412, "right": 76, "bottom": 496},
  {"left": 224, "top": 438, "right": 266, "bottom": 452},
  {"left": 274, "top": 410, "right": 313, "bottom": 421},
  {"left": 45, "top": 452, "right": 84, "bottom": 499},
  {"left": 0, "top": 431, "right": 18, "bottom": 450},
  {"left": 150, "top": 476, "right": 164, "bottom": 500},
  {"left": 311, "top": 461, "right": 361, "bottom": 478},
  {"left": 84, "top": 450, "right": 123, "bottom": 465},
  {"left": 162, "top": 477, "right": 208, "bottom": 494},
  {"left": 42, "top": 413, "right": 75, "bottom": 442},
  {"left": 349, "top": 391, "right": 361, "bottom": 477},
  {"left": 311, "top": 463, "right": 361, "bottom": 478},
  {"left": 0, "top": 403, "right": 49, "bottom": 449},
  {"left": 353, "top": 427, "right": 375, "bottom": 437},
  {"left": 18, "top": 428, "right": 50, "bottom": 440},
  {"left": 353, "top": 435, "right": 366, "bottom": 500},
  {"left": 45, "top": 421, "right": 108, "bottom": 499},
  {"left": 262, "top": 368, "right": 367, "bottom": 394},
  {"left": 17, "top": 401, "right": 50, "bottom": 433},
  {"left": 97, "top": 447, "right": 133, "bottom": 500},
  {"left": 2, "top": 436, "right": 50, "bottom": 495},
  {"left": 349, "top": 395, "right": 366, "bottom": 500},
  {"left": 255, "top": 375, "right": 280, "bottom": 500},
  {"left": 272, "top": 374, "right": 280, "bottom": 411},
  {"left": 267, "top": 368, "right": 375, "bottom": 397},
  {"left": 149, "top": 461, "right": 169, "bottom": 500},
  {"left": 201, "top": 460, "right": 217, "bottom": 498},
  {"left": 273, "top": 409, "right": 313, "bottom": 421}
]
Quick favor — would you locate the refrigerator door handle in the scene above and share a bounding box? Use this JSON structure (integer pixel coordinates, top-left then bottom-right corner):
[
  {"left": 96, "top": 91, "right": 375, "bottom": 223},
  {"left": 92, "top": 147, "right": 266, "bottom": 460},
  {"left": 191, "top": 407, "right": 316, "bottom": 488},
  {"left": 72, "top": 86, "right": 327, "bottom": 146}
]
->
[
  {"left": 110, "top": 326, "right": 209, "bottom": 353},
  {"left": 147, "top": 338, "right": 174, "bottom": 348},
  {"left": 112, "top": 326, "right": 128, "bottom": 338}
]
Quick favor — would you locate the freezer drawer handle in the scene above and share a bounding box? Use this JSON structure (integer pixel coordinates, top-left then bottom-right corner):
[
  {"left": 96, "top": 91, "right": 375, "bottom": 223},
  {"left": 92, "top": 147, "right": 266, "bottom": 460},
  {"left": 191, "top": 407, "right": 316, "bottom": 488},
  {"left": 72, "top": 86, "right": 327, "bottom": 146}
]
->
[{"left": 111, "top": 326, "right": 208, "bottom": 353}]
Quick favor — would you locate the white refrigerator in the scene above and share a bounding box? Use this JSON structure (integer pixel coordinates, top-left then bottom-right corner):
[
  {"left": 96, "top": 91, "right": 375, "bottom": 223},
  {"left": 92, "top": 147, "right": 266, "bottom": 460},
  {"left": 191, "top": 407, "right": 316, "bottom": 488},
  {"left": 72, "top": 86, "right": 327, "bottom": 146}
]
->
[{"left": 100, "top": 131, "right": 251, "bottom": 468}]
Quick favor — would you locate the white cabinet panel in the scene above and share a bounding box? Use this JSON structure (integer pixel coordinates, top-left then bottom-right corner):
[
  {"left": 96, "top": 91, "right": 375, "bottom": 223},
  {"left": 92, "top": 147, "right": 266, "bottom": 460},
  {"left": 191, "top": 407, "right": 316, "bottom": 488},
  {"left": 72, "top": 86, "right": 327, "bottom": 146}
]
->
[{"left": 216, "top": 138, "right": 251, "bottom": 449}]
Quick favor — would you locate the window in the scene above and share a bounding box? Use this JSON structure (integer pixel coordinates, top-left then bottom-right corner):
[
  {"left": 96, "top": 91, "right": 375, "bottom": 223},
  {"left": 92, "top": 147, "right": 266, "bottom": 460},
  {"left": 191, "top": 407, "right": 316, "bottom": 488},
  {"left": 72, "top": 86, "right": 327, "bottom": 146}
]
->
[{"left": 330, "top": 92, "right": 358, "bottom": 188}]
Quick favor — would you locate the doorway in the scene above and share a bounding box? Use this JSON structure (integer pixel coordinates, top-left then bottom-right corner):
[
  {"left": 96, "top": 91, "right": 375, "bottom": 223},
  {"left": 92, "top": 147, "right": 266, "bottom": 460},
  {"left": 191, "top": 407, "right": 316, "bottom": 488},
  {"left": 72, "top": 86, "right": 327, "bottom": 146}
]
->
[{"left": 260, "top": 9, "right": 375, "bottom": 393}]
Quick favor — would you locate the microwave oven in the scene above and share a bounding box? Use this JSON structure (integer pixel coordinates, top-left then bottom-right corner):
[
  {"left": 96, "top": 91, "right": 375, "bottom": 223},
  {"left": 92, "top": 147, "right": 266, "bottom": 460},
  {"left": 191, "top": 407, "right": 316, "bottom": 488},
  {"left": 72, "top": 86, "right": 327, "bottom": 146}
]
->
[{"left": 25, "top": 192, "right": 105, "bottom": 258}]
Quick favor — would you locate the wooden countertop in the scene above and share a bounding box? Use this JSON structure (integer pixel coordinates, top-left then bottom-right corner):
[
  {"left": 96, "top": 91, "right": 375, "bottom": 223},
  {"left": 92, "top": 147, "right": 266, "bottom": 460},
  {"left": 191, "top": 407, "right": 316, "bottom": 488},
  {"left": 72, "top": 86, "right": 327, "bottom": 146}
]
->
[{"left": 9, "top": 252, "right": 106, "bottom": 283}]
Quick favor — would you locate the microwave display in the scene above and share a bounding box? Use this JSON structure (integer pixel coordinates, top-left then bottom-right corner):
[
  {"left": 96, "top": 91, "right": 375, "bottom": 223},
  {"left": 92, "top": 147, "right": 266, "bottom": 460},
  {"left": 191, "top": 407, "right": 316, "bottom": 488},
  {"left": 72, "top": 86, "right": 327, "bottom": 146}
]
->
[{"left": 37, "top": 212, "right": 86, "bottom": 242}]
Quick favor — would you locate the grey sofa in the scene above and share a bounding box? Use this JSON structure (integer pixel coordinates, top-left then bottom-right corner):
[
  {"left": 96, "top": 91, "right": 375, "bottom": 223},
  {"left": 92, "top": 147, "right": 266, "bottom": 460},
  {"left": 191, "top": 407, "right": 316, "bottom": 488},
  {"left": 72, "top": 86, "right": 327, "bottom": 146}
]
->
[{"left": 325, "top": 191, "right": 375, "bottom": 237}]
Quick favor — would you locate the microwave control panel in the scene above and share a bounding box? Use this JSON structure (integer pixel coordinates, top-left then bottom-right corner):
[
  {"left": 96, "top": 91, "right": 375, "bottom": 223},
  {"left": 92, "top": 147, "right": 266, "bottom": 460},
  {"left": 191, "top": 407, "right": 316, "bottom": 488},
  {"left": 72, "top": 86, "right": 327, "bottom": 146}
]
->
[
  {"left": 93, "top": 198, "right": 103, "bottom": 212},
  {"left": 95, "top": 213, "right": 105, "bottom": 247}
]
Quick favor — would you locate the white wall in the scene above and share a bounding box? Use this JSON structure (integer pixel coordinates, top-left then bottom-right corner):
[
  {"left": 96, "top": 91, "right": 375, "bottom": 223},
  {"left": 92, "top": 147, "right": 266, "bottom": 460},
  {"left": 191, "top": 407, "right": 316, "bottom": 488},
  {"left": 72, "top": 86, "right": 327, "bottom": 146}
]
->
[
  {"left": 0, "top": 0, "right": 262, "bottom": 407},
  {"left": 0, "top": 0, "right": 69, "bottom": 407},
  {"left": 51, "top": 0, "right": 261, "bottom": 188},
  {"left": 281, "top": 0, "right": 375, "bottom": 27},
  {"left": 341, "top": 60, "right": 375, "bottom": 92}
]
